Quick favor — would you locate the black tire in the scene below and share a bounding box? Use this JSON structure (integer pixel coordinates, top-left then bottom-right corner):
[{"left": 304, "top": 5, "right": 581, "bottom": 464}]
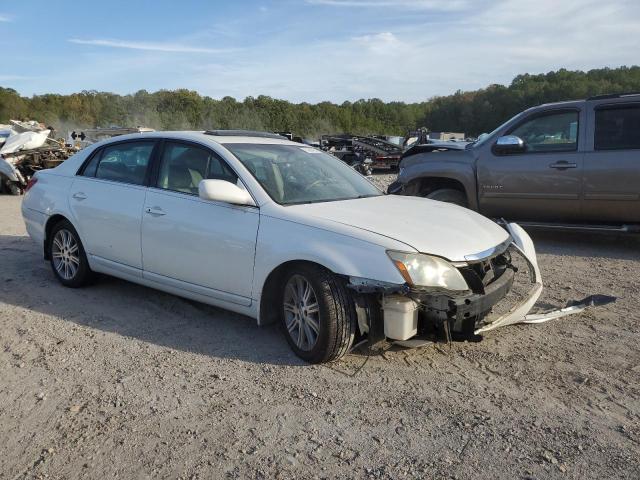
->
[
  {"left": 280, "top": 264, "right": 356, "bottom": 363},
  {"left": 1, "top": 175, "right": 21, "bottom": 195},
  {"left": 48, "top": 220, "right": 93, "bottom": 288},
  {"left": 425, "top": 188, "right": 468, "bottom": 207}
]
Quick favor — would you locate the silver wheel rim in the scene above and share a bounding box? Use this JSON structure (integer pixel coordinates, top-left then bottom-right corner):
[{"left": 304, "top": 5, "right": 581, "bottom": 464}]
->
[
  {"left": 52, "top": 229, "right": 80, "bottom": 280},
  {"left": 283, "top": 274, "right": 320, "bottom": 351}
]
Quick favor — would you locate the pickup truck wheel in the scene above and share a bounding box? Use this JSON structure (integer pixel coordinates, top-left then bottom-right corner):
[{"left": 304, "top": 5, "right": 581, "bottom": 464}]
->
[
  {"left": 425, "top": 188, "right": 467, "bottom": 207},
  {"left": 48, "top": 220, "right": 93, "bottom": 288},
  {"left": 281, "top": 265, "right": 356, "bottom": 363}
]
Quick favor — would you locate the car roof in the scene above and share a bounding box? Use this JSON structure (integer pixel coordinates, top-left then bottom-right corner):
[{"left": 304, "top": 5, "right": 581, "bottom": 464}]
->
[{"left": 94, "top": 130, "right": 302, "bottom": 147}]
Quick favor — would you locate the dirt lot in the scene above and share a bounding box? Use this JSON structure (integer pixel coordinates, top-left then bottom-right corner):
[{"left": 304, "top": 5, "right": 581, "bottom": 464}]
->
[{"left": 1, "top": 180, "right": 639, "bottom": 479}]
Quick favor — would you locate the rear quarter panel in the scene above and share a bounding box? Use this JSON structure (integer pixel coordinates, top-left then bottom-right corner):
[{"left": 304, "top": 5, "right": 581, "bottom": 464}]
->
[{"left": 21, "top": 171, "right": 75, "bottom": 252}]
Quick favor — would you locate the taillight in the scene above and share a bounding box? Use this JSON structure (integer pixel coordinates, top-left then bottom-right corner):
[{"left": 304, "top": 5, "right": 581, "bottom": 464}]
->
[{"left": 25, "top": 177, "right": 38, "bottom": 192}]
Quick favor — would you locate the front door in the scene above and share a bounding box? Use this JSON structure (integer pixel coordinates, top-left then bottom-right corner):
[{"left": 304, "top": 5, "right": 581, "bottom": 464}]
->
[
  {"left": 141, "top": 140, "right": 259, "bottom": 306},
  {"left": 477, "top": 109, "right": 583, "bottom": 222},
  {"left": 69, "top": 140, "right": 156, "bottom": 272}
]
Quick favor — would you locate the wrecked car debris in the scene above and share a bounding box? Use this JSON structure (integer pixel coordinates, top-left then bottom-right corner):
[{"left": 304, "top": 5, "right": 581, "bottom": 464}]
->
[
  {"left": 0, "top": 121, "right": 75, "bottom": 195},
  {"left": 348, "top": 222, "right": 615, "bottom": 348}
]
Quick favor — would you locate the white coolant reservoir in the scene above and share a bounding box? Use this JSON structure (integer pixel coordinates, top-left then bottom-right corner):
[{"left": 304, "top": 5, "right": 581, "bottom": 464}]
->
[{"left": 382, "top": 296, "right": 419, "bottom": 340}]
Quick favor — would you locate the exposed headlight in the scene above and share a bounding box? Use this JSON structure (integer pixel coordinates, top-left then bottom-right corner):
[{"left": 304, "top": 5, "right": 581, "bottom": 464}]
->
[{"left": 387, "top": 251, "right": 469, "bottom": 291}]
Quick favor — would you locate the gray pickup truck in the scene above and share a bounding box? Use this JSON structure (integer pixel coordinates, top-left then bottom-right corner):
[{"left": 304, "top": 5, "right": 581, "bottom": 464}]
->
[{"left": 388, "top": 93, "right": 640, "bottom": 231}]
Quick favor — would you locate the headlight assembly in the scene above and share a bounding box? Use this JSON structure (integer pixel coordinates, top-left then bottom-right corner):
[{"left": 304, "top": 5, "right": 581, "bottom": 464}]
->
[{"left": 387, "top": 251, "right": 469, "bottom": 292}]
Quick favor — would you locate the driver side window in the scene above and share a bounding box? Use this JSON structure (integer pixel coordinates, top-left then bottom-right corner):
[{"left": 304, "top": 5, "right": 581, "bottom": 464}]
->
[
  {"left": 157, "top": 142, "right": 238, "bottom": 195},
  {"left": 509, "top": 111, "right": 579, "bottom": 153}
]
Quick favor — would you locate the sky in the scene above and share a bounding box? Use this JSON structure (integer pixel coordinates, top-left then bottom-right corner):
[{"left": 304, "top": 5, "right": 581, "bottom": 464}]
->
[{"left": 0, "top": 0, "right": 639, "bottom": 103}]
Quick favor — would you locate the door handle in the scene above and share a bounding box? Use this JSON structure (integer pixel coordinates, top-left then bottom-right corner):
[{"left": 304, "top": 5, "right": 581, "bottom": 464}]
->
[
  {"left": 549, "top": 162, "right": 577, "bottom": 170},
  {"left": 145, "top": 207, "right": 166, "bottom": 216},
  {"left": 72, "top": 192, "right": 87, "bottom": 200}
]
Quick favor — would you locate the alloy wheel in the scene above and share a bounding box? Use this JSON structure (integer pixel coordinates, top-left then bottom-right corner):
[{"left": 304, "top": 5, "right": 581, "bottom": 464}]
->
[
  {"left": 51, "top": 229, "right": 80, "bottom": 280},
  {"left": 283, "top": 274, "right": 320, "bottom": 351}
]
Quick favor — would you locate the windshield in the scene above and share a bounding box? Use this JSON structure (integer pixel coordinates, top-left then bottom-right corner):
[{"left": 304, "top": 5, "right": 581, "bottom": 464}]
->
[
  {"left": 468, "top": 111, "right": 527, "bottom": 149},
  {"left": 224, "top": 143, "right": 382, "bottom": 205}
]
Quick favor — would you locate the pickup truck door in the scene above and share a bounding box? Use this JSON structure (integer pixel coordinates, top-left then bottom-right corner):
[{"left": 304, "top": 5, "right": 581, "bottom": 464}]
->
[
  {"left": 582, "top": 102, "right": 640, "bottom": 223},
  {"left": 477, "top": 109, "right": 584, "bottom": 222}
]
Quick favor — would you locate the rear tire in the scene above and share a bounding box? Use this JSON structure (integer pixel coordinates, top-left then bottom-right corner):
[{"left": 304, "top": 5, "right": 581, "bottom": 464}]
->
[
  {"left": 1, "top": 175, "right": 21, "bottom": 195},
  {"left": 280, "top": 264, "right": 356, "bottom": 363},
  {"left": 425, "top": 188, "right": 467, "bottom": 207},
  {"left": 48, "top": 220, "right": 93, "bottom": 288}
]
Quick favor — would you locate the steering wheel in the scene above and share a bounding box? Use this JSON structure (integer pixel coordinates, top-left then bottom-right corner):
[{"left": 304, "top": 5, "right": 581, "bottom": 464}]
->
[{"left": 303, "top": 179, "right": 324, "bottom": 192}]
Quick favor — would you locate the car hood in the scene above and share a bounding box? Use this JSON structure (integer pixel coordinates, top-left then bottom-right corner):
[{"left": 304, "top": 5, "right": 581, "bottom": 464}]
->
[{"left": 287, "top": 195, "right": 510, "bottom": 262}]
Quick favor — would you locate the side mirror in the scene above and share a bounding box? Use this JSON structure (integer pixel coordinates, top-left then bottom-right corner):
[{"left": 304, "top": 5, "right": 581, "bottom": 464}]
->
[
  {"left": 493, "top": 135, "right": 525, "bottom": 155},
  {"left": 198, "top": 179, "right": 255, "bottom": 206}
]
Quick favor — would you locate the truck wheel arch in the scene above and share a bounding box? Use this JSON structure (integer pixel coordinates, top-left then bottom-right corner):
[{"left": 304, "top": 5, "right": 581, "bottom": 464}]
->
[{"left": 407, "top": 177, "right": 470, "bottom": 204}]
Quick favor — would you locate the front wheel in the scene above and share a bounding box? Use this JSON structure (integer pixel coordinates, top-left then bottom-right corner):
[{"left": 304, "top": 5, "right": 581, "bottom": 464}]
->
[
  {"left": 281, "top": 265, "right": 356, "bottom": 363},
  {"left": 425, "top": 188, "right": 468, "bottom": 207},
  {"left": 48, "top": 220, "right": 93, "bottom": 287}
]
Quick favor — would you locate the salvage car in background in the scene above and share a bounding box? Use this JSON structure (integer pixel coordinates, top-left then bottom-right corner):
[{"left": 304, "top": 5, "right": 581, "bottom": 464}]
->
[
  {"left": 22, "top": 131, "right": 604, "bottom": 363},
  {"left": 389, "top": 93, "right": 640, "bottom": 232}
]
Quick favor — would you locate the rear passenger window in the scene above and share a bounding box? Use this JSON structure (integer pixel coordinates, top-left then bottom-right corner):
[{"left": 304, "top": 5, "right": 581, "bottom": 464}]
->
[
  {"left": 595, "top": 105, "right": 640, "bottom": 150},
  {"left": 157, "top": 142, "right": 237, "bottom": 195},
  {"left": 85, "top": 141, "right": 155, "bottom": 185}
]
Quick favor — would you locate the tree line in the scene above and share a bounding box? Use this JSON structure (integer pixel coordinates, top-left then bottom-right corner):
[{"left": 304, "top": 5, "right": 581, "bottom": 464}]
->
[{"left": 1, "top": 66, "right": 639, "bottom": 139}]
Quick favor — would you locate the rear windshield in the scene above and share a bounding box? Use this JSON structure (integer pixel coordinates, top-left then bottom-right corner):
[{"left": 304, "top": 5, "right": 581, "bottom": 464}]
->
[{"left": 224, "top": 143, "right": 382, "bottom": 205}]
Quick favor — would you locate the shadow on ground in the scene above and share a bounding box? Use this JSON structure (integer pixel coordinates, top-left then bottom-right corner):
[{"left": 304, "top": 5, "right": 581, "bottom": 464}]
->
[
  {"left": 528, "top": 229, "right": 640, "bottom": 260},
  {"left": 2, "top": 230, "right": 638, "bottom": 366},
  {"left": 0, "top": 234, "right": 306, "bottom": 367}
]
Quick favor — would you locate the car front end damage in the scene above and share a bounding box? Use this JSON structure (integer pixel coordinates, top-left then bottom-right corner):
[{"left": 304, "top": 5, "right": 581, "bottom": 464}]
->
[{"left": 348, "top": 223, "right": 615, "bottom": 345}]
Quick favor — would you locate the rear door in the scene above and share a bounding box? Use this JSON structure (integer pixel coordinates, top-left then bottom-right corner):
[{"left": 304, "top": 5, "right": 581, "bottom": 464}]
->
[
  {"left": 141, "top": 140, "right": 259, "bottom": 306},
  {"left": 582, "top": 102, "right": 640, "bottom": 223},
  {"left": 69, "top": 140, "right": 156, "bottom": 274},
  {"left": 477, "top": 108, "right": 584, "bottom": 221}
]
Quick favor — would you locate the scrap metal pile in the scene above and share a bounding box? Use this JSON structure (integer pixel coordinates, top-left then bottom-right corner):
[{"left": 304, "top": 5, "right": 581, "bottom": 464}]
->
[
  {"left": 0, "top": 120, "right": 77, "bottom": 194},
  {"left": 320, "top": 134, "right": 405, "bottom": 175}
]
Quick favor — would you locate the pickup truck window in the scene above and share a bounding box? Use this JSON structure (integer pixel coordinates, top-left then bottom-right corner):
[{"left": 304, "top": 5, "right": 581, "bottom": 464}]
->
[
  {"left": 509, "top": 111, "right": 578, "bottom": 153},
  {"left": 595, "top": 105, "right": 640, "bottom": 151}
]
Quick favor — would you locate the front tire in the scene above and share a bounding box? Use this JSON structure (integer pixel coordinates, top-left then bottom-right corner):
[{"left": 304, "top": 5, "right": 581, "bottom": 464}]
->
[
  {"left": 425, "top": 188, "right": 468, "bottom": 207},
  {"left": 280, "top": 265, "right": 356, "bottom": 363},
  {"left": 48, "top": 220, "right": 93, "bottom": 287}
]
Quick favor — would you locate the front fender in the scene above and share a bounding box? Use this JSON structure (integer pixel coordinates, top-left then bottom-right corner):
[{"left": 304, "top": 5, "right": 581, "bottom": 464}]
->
[
  {"left": 398, "top": 161, "right": 478, "bottom": 210},
  {"left": 253, "top": 216, "right": 407, "bottom": 317}
]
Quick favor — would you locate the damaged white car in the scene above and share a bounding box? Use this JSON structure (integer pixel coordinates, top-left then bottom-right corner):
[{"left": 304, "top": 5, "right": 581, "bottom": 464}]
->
[{"left": 21, "top": 131, "right": 610, "bottom": 363}]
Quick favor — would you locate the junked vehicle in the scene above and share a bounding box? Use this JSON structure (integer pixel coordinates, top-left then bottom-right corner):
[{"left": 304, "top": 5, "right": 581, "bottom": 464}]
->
[
  {"left": 389, "top": 93, "right": 640, "bottom": 232},
  {"left": 0, "top": 130, "right": 74, "bottom": 195},
  {"left": 21, "top": 131, "right": 609, "bottom": 363}
]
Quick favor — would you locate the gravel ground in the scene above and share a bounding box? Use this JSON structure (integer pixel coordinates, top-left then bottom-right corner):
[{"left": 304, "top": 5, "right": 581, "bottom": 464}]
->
[{"left": 1, "top": 182, "right": 639, "bottom": 479}]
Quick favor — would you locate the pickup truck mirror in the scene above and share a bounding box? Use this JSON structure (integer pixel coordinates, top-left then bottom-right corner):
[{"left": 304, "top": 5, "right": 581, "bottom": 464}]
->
[{"left": 493, "top": 135, "right": 525, "bottom": 155}]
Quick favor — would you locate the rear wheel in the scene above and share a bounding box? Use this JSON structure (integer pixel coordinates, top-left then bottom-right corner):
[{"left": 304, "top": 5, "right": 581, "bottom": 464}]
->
[
  {"left": 425, "top": 188, "right": 467, "bottom": 207},
  {"left": 48, "top": 220, "right": 93, "bottom": 287},
  {"left": 280, "top": 265, "right": 356, "bottom": 363},
  {"left": 1, "top": 175, "right": 21, "bottom": 195}
]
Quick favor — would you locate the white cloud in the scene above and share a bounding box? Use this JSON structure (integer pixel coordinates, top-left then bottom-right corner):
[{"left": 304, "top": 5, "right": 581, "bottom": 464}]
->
[
  {"left": 68, "top": 38, "right": 230, "bottom": 54},
  {"left": 353, "top": 32, "right": 403, "bottom": 54},
  {"left": 0, "top": 13, "right": 12, "bottom": 22}
]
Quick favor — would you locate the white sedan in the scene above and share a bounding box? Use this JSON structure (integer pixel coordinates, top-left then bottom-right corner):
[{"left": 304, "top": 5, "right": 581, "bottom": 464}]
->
[{"left": 21, "top": 130, "right": 587, "bottom": 363}]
